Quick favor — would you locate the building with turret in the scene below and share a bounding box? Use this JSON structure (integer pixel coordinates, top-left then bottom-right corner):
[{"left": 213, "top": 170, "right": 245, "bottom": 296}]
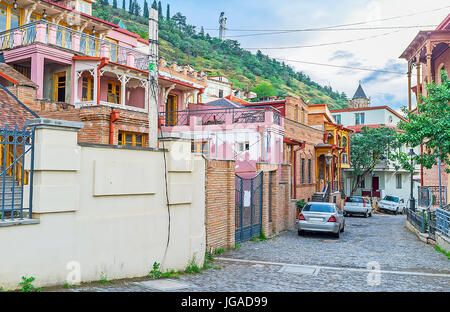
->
[{"left": 349, "top": 82, "right": 370, "bottom": 108}]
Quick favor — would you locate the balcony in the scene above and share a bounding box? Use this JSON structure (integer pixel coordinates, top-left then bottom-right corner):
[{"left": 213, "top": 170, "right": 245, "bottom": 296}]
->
[
  {"left": 0, "top": 20, "right": 149, "bottom": 71},
  {"left": 159, "top": 108, "right": 283, "bottom": 128}
]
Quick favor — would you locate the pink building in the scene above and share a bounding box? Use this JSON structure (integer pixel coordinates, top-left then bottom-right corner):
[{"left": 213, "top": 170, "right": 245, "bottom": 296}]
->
[{"left": 159, "top": 97, "right": 285, "bottom": 176}]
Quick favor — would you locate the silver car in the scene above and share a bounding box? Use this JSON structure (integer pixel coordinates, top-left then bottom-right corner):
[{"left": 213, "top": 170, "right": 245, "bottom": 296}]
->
[
  {"left": 297, "top": 202, "right": 345, "bottom": 238},
  {"left": 344, "top": 196, "right": 372, "bottom": 218}
]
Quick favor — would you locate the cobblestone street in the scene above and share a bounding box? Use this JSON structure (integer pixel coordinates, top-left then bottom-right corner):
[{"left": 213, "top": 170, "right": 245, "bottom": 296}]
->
[{"left": 58, "top": 214, "right": 449, "bottom": 292}]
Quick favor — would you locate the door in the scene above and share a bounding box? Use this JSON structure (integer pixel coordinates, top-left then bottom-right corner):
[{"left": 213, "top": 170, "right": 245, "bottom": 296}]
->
[
  {"left": 166, "top": 94, "right": 177, "bottom": 126},
  {"left": 372, "top": 176, "right": 380, "bottom": 198},
  {"left": 54, "top": 72, "right": 66, "bottom": 102},
  {"left": 235, "top": 172, "right": 263, "bottom": 243}
]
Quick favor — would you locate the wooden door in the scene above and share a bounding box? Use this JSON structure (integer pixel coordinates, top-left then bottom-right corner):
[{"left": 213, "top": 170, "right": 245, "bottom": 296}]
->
[
  {"left": 166, "top": 94, "right": 177, "bottom": 126},
  {"left": 54, "top": 72, "right": 66, "bottom": 102}
]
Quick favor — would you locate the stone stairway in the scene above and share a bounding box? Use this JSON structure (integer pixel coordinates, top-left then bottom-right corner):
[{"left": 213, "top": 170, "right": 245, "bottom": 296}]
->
[
  {"left": 0, "top": 170, "right": 23, "bottom": 218},
  {"left": 312, "top": 192, "right": 327, "bottom": 202}
]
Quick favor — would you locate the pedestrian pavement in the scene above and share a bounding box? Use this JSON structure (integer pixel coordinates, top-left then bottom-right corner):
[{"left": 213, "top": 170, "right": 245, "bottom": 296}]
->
[{"left": 54, "top": 214, "right": 450, "bottom": 292}]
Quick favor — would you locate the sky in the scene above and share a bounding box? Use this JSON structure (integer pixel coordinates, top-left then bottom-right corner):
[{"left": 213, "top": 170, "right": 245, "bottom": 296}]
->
[{"left": 135, "top": 0, "right": 449, "bottom": 112}]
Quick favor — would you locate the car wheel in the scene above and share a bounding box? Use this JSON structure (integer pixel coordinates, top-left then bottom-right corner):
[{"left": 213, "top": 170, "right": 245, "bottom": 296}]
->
[
  {"left": 394, "top": 209, "right": 398, "bottom": 215},
  {"left": 334, "top": 229, "right": 340, "bottom": 239},
  {"left": 343, "top": 211, "right": 347, "bottom": 217},
  {"left": 298, "top": 229, "right": 303, "bottom": 236},
  {"left": 369, "top": 211, "right": 372, "bottom": 217},
  {"left": 402, "top": 208, "right": 406, "bottom": 215},
  {"left": 364, "top": 211, "right": 368, "bottom": 218},
  {"left": 340, "top": 224, "right": 345, "bottom": 233}
]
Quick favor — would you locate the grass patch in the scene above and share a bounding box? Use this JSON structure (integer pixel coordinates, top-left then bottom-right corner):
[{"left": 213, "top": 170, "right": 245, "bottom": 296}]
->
[
  {"left": 214, "top": 248, "right": 225, "bottom": 255},
  {"left": 234, "top": 243, "right": 241, "bottom": 250},
  {"left": 185, "top": 257, "right": 202, "bottom": 274},
  {"left": 19, "top": 276, "right": 42, "bottom": 292},
  {"left": 99, "top": 272, "right": 112, "bottom": 284},
  {"left": 434, "top": 246, "right": 450, "bottom": 259},
  {"left": 213, "top": 266, "right": 222, "bottom": 270}
]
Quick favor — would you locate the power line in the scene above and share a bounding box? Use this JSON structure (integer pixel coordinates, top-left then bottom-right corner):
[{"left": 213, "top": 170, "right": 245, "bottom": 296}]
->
[
  {"left": 274, "top": 58, "right": 406, "bottom": 75},
  {"left": 243, "top": 30, "right": 402, "bottom": 50},
  {"left": 203, "top": 5, "right": 449, "bottom": 33}
]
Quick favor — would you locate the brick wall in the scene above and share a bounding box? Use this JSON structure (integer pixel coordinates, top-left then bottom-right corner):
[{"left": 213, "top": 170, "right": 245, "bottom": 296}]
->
[
  {"left": 0, "top": 89, "right": 36, "bottom": 128},
  {"left": 37, "top": 104, "right": 150, "bottom": 146},
  {"left": 205, "top": 159, "right": 236, "bottom": 251}
]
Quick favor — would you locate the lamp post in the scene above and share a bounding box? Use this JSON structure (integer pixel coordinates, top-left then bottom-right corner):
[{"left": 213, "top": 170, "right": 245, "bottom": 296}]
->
[{"left": 408, "top": 149, "right": 416, "bottom": 211}]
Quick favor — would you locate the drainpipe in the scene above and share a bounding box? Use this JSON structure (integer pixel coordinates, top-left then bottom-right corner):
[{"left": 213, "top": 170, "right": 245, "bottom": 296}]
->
[
  {"left": 97, "top": 57, "right": 109, "bottom": 106},
  {"left": 293, "top": 141, "right": 306, "bottom": 199},
  {"left": 109, "top": 110, "right": 121, "bottom": 145},
  {"left": 197, "top": 88, "right": 205, "bottom": 103}
]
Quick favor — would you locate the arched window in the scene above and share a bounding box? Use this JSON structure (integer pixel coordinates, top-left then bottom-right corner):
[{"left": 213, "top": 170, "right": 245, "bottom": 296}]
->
[
  {"left": 343, "top": 136, "right": 348, "bottom": 150},
  {"left": 437, "top": 63, "right": 446, "bottom": 84}
]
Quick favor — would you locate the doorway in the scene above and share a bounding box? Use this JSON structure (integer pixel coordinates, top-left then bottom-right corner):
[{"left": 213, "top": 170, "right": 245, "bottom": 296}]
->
[
  {"left": 166, "top": 94, "right": 177, "bottom": 126},
  {"left": 372, "top": 176, "right": 380, "bottom": 198},
  {"left": 54, "top": 72, "right": 66, "bottom": 102}
]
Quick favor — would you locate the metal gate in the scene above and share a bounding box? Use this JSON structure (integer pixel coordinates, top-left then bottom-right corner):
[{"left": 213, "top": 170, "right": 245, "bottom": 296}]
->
[
  {"left": 235, "top": 172, "right": 263, "bottom": 243},
  {"left": 0, "top": 125, "right": 35, "bottom": 221}
]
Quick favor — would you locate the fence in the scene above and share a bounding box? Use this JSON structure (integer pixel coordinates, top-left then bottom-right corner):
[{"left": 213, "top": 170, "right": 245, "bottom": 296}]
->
[
  {"left": 0, "top": 124, "right": 35, "bottom": 221},
  {"left": 407, "top": 208, "right": 426, "bottom": 233},
  {"left": 418, "top": 186, "right": 447, "bottom": 208},
  {"left": 435, "top": 205, "right": 450, "bottom": 239}
]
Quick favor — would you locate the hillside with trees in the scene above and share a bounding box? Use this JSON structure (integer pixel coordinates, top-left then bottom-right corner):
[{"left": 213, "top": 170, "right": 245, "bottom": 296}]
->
[{"left": 93, "top": 0, "right": 350, "bottom": 108}]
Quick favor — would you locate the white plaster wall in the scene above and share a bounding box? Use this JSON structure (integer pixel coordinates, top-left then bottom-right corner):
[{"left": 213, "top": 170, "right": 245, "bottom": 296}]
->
[{"left": 0, "top": 126, "right": 206, "bottom": 290}]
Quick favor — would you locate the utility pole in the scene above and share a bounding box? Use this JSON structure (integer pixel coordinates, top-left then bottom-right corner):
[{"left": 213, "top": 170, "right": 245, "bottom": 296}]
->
[{"left": 148, "top": 8, "right": 159, "bottom": 148}]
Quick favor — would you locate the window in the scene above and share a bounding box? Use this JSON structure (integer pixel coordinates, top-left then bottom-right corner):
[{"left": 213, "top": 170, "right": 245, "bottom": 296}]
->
[
  {"left": 10, "top": 8, "right": 19, "bottom": 29},
  {"left": 77, "top": 0, "right": 92, "bottom": 15},
  {"left": 302, "top": 203, "right": 335, "bottom": 213},
  {"left": 308, "top": 159, "right": 312, "bottom": 183},
  {"left": 191, "top": 141, "right": 209, "bottom": 157},
  {"left": 235, "top": 142, "right": 250, "bottom": 152},
  {"left": 360, "top": 177, "right": 365, "bottom": 189},
  {"left": 218, "top": 89, "right": 224, "bottom": 98},
  {"left": 396, "top": 174, "right": 402, "bottom": 189},
  {"left": 54, "top": 72, "right": 66, "bottom": 102},
  {"left": 342, "top": 153, "right": 348, "bottom": 164},
  {"left": 107, "top": 81, "right": 121, "bottom": 104},
  {"left": 0, "top": 5, "right": 6, "bottom": 32},
  {"left": 355, "top": 113, "right": 365, "bottom": 125},
  {"left": 81, "top": 75, "right": 94, "bottom": 101},
  {"left": 294, "top": 105, "right": 299, "bottom": 122},
  {"left": 301, "top": 158, "right": 305, "bottom": 184},
  {"left": 334, "top": 114, "right": 341, "bottom": 125},
  {"left": 118, "top": 132, "right": 146, "bottom": 147},
  {"left": 342, "top": 136, "right": 348, "bottom": 150}
]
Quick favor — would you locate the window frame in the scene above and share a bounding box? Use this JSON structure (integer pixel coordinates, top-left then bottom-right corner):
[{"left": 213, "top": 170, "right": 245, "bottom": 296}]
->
[
  {"left": 118, "top": 131, "right": 146, "bottom": 147},
  {"left": 396, "top": 174, "right": 402, "bottom": 189},
  {"left": 107, "top": 80, "right": 121, "bottom": 104},
  {"left": 81, "top": 74, "right": 94, "bottom": 101}
]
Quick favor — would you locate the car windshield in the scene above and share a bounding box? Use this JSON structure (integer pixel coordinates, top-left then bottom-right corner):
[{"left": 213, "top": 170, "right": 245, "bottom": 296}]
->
[
  {"left": 384, "top": 196, "right": 399, "bottom": 203},
  {"left": 346, "top": 197, "right": 364, "bottom": 203},
  {"left": 302, "top": 204, "right": 335, "bottom": 213}
]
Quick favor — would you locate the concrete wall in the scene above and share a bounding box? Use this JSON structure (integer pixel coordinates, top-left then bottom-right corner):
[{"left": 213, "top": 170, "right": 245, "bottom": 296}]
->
[{"left": 0, "top": 119, "right": 206, "bottom": 290}]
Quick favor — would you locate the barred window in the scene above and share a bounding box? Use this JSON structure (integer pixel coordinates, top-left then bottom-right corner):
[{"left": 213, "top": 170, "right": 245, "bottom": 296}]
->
[
  {"left": 301, "top": 158, "right": 305, "bottom": 184},
  {"left": 308, "top": 159, "right": 312, "bottom": 183}
]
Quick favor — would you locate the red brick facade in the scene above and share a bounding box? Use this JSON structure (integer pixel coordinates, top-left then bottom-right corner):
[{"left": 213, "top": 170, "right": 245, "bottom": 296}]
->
[{"left": 205, "top": 159, "right": 236, "bottom": 251}]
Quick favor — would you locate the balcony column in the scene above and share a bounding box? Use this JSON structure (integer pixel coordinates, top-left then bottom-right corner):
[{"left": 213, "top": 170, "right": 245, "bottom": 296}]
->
[
  {"left": 72, "top": 33, "right": 81, "bottom": 53},
  {"left": 426, "top": 40, "right": 433, "bottom": 85},
  {"left": 36, "top": 23, "right": 48, "bottom": 44},
  {"left": 120, "top": 75, "right": 128, "bottom": 107},
  {"left": 13, "top": 29, "right": 22, "bottom": 48},
  {"left": 407, "top": 61, "right": 412, "bottom": 111},
  {"left": 127, "top": 52, "right": 135, "bottom": 68},
  {"left": 93, "top": 69, "right": 98, "bottom": 105},
  {"left": 415, "top": 55, "right": 421, "bottom": 104},
  {"left": 31, "top": 54, "right": 45, "bottom": 99},
  {"left": 47, "top": 24, "right": 57, "bottom": 45},
  {"left": 100, "top": 42, "right": 110, "bottom": 59}
]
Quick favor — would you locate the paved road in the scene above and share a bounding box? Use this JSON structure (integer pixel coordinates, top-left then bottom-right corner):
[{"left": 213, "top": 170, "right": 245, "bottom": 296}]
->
[{"left": 58, "top": 214, "right": 449, "bottom": 292}]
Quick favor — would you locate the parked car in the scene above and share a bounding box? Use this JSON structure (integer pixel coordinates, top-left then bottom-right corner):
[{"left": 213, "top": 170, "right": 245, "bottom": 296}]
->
[
  {"left": 297, "top": 202, "right": 345, "bottom": 238},
  {"left": 378, "top": 195, "right": 406, "bottom": 214},
  {"left": 343, "top": 196, "right": 372, "bottom": 218}
]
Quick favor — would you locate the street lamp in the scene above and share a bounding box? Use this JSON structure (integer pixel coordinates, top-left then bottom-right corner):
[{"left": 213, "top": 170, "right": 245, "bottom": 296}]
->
[{"left": 408, "top": 149, "right": 416, "bottom": 211}]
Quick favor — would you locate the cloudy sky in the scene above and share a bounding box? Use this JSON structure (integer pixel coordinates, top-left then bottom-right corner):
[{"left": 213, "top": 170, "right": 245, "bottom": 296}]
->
[{"left": 136, "top": 0, "right": 449, "bottom": 111}]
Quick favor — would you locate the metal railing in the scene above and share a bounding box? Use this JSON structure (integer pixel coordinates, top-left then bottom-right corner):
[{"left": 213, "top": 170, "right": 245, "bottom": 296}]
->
[
  {"left": 418, "top": 186, "right": 447, "bottom": 208},
  {"left": 159, "top": 107, "right": 280, "bottom": 127},
  {"left": 407, "top": 208, "right": 426, "bottom": 233},
  {"left": 0, "top": 20, "right": 150, "bottom": 71},
  {"left": 435, "top": 204, "right": 450, "bottom": 238},
  {"left": 0, "top": 124, "right": 35, "bottom": 222}
]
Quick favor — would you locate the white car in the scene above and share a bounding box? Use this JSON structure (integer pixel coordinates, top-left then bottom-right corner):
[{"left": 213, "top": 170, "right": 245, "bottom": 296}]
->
[
  {"left": 378, "top": 196, "right": 406, "bottom": 214},
  {"left": 343, "top": 196, "right": 372, "bottom": 218}
]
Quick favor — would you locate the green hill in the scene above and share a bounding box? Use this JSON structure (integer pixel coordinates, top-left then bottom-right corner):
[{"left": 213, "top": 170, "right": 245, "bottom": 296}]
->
[{"left": 93, "top": 1, "right": 350, "bottom": 108}]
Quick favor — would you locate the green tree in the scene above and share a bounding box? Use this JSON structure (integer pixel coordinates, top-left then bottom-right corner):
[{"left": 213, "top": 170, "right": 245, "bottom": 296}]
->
[
  {"left": 397, "top": 70, "right": 450, "bottom": 172},
  {"left": 252, "top": 83, "right": 276, "bottom": 98},
  {"left": 349, "top": 127, "right": 401, "bottom": 195},
  {"left": 128, "top": 0, "right": 133, "bottom": 13},
  {"left": 151, "top": 0, "right": 157, "bottom": 9},
  {"left": 122, "top": 0, "right": 126, "bottom": 10},
  {"left": 166, "top": 4, "right": 171, "bottom": 20},
  {"left": 112, "top": 0, "right": 117, "bottom": 8},
  {"left": 143, "top": 0, "right": 149, "bottom": 18},
  {"left": 158, "top": 1, "right": 162, "bottom": 18}
]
